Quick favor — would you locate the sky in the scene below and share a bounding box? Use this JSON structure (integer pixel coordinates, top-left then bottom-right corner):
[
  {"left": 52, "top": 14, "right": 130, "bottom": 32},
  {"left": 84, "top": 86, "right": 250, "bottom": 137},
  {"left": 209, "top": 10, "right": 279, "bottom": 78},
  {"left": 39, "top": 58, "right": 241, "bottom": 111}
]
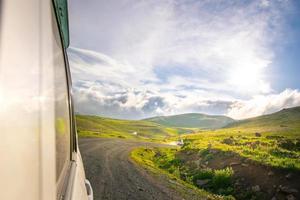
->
[{"left": 68, "top": 0, "right": 300, "bottom": 120}]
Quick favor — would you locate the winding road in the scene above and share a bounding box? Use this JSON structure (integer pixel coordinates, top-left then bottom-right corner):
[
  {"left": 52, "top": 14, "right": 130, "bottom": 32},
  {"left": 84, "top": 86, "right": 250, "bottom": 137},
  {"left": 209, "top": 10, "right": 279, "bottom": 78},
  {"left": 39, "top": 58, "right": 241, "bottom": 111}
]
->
[{"left": 79, "top": 138, "right": 205, "bottom": 200}]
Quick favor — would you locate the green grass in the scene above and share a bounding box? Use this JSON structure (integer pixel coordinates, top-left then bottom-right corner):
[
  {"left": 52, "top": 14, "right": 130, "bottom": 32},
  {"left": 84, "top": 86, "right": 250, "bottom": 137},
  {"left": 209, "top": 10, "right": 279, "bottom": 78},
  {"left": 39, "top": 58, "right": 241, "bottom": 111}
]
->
[
  {"left": 179, "top": 108, "right": 300, "bottom": 170},
  {"left": 76, "top": 115, "right": 195, "bottom": 141},
  {"left": 180, "top": 133, "right": 300, "bottom": 170},
  {"left": 130, "top": 107, "right": 300, "bottom": 199},
  {"left": 77, "top": 107, "right": 300, "bottom": 199},
  {"left": 211, "top": 168, "right": 234, "bottom": 190},
  {"left": 225, "top": 106, "right": 300, "bottom": 132},
  {"left": 77, "top": 107, "right": 300, "bottom": 169},
  {"left": 144, "top": 113, "right": 234, "bottom": 129},
  {"left": 131, "top": 147, "right": 235, "bottom": 197},
  {"left": 130, "top": 147, "right": 234, "bottom": 200}
]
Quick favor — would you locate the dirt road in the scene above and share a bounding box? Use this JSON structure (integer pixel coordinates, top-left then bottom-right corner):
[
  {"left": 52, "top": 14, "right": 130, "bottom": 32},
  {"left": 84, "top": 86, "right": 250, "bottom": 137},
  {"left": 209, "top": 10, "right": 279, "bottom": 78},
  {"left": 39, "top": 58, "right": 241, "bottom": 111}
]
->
[{"left": 79, "top": 138, "right": 202, "bottom": 200}]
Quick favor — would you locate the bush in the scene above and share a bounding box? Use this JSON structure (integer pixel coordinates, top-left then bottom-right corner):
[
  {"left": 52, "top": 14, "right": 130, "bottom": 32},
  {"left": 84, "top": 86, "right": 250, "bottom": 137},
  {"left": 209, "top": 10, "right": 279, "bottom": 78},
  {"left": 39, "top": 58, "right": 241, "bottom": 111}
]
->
[
  {"left": 204, "top": 153, "right": 214, "bottom": 161},
  {"left": 192, "top": 168, "right": 214, "bottom": 183},
  {"left": 211, "top": 167, "right": 234, "bottom": 189},
  {"left": 169, "top": 158, "right": 183, "bottom": 166},
  {"left": 270, "top": 148, "right": 298, "bottom": 158},
  {"left": 159, "top": 158, "right": 181, "bottom": 169},
  {"left": 192, "top": 167, "right": 234, "bottom": 195},
  {"left": 199, "top": 148, "right": 210, "bottom": 156},
  {"left": 278, "top": 139, "right": 300, "bottom": 151},
  {"left": 222, "top": 138, "right": 235, "bottom": 145}
]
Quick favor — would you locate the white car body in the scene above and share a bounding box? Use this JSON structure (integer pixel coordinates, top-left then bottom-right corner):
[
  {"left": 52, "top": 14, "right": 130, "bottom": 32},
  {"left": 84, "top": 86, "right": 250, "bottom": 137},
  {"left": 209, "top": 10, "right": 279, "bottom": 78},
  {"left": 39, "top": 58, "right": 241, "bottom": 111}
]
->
[{"left": 0, "top": 0, "right": 93, "bottom": 199}]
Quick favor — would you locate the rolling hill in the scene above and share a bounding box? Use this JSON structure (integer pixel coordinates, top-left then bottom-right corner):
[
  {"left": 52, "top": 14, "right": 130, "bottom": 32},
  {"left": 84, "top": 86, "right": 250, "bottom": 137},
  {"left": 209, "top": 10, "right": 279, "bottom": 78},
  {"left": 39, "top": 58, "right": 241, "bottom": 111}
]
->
[
  {"left": 144, "top": 113, "right": 235, "bottom": 129},
  {"left": 225, "top": 106, "right": 300, "bottom": 133},
  {"left": 76, "top": 115, "right": 194, "bottom": 140},
  {"left": 76, "top": 107, "right": 300, "bottom": 140},
  {"left": 139, "top": 107, "right": 300, "bottom": 199}
]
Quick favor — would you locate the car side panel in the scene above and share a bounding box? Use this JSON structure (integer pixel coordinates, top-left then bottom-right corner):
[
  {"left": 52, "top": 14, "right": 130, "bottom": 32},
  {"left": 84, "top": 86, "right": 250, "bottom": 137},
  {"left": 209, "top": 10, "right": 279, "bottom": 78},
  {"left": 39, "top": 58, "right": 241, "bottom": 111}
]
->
[
  {"left": 0, "top": 0, "right": 90, "bottom": 199},
  {"left": 71, "top": 152, "right": 89, "bottom": 200},
  {"left": 0, "top": 1, "right": 41, "bottom": 199}
]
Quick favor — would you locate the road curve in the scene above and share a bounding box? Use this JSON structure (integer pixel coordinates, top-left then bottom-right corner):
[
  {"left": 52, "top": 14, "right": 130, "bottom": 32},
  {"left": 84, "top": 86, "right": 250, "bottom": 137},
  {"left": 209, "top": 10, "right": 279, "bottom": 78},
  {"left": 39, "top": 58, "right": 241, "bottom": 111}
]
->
[{"left": 79, "top": 138, "right": 186, "bottom": 200}]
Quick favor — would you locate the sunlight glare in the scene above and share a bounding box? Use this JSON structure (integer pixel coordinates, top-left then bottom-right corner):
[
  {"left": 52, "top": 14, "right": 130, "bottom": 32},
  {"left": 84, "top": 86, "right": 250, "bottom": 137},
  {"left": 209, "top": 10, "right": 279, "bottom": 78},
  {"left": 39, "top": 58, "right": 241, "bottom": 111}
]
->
[{"left": 228, "top": 66, "right": 262, "bottom": 92}]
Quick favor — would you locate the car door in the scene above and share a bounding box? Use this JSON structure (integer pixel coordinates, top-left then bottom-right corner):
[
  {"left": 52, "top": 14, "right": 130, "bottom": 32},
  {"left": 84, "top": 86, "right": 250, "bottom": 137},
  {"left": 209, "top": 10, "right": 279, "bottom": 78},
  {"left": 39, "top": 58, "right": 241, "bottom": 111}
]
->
[
  {"left": 52, "top": 0, "right": 93, "bottom": 199},
  {"left": 0, "top": 0, "right": 93, "bottom": 199}
]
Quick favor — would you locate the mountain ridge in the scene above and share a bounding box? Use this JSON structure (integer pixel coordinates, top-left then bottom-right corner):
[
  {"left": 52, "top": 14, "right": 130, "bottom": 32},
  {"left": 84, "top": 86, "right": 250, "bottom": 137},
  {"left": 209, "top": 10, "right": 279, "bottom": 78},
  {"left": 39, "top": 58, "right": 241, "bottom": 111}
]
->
[
  {"left": 143, "top": 113, "right": 235, "bottom": 129},
  {"left": 224, "top": 106, "right": 300, "bottom": 130}
]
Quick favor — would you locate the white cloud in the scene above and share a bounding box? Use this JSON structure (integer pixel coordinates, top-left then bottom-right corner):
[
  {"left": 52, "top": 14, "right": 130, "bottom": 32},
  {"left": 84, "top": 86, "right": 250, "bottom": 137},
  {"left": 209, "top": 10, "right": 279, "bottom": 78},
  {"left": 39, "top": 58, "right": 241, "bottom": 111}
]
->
[
  {"left": 71, "top": 72, "right": 300, "bottom": 120},
  {"left": 69, "top": 0, "right": 290, "bottom": 95},
  {"left": 67, "top": 0, "right": 295, "bottom": 119},
  {"left": 68, "top": 47, "right": 157, "bottom": 89},
  {"left": 72, "top": 81, "right": 236, "bottom": 119},
  {"left": 68, "top": 46, "right": 299, "bottom": 120},
  {"left": 227, "top": 89, "right": 300, "bottom": 119},
  {"left": 260, "top": 0, "right": 270, "bottom": 8}
]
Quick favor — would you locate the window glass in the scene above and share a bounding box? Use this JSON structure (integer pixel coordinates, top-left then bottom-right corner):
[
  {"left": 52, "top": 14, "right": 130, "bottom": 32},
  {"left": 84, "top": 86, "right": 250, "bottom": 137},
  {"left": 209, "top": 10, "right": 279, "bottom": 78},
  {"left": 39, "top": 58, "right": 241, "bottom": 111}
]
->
[{"left": 53, "top": 7, "right": 71, "bottom": 182}]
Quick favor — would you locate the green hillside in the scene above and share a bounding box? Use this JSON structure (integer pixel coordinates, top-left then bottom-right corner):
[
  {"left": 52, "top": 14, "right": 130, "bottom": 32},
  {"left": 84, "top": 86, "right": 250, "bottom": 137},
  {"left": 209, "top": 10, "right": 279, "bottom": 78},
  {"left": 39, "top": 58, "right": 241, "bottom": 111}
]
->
[
  {"left": 76, "top": 115, "right": 194, "bottom": 140},
  {"left": 180, "top": 106, "right": 300, "bottom": 170},
  {"left": 132, "top": 107, "right": 300, "bottom": 199},
  {"left": 144, "top": 113, "right": 235, "bottom": 129},
  {"left": 225, "top": 106, "right": 300, "bottom": 133}
]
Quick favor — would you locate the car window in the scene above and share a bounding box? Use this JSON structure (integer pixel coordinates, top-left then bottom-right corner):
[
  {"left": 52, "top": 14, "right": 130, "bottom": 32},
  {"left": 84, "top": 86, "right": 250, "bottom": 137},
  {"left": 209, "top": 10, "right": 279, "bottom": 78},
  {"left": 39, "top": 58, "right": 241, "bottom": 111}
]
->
[{"left": 52, "top": 3, "right": 71, "bottom": 188}]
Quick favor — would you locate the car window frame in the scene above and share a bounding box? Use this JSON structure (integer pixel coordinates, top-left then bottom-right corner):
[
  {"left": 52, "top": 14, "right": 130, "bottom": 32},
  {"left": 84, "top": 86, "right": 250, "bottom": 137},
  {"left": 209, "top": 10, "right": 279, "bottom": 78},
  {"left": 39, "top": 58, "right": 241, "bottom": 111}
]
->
[
  {"left": 52, "top": 0, "right": 78, "bottom": 199},
  {"left": 52, "top": 0, "right": 70, "bottom": 48}
]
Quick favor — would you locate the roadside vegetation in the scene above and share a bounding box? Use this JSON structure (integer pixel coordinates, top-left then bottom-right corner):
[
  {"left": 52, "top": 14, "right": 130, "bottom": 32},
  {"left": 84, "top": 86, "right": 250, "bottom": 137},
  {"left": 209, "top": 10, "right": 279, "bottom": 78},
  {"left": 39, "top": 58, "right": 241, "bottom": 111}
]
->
[
  {"left": 180, "top": 107, "right": 300, "bottom": 171},
  {"left": 131, "top": 147, "right": 236, "bottom": 199},
  {"left": 131, "top": 147, "right": 234, "bottom": 200},
  {"left": 131, "top": 107, "right": 300, "bottom": 200}
]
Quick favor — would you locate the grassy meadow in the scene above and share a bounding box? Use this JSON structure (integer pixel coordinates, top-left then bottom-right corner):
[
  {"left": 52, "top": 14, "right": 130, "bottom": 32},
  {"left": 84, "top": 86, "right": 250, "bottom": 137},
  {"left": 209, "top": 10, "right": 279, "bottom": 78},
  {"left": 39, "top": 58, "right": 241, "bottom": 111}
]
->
[
  {"left": 77, "top": 107, "right": 300, "bottom": 200},
  {"left": 180, "top": 107, "right": 300, "bottom": 170},
  {"left": 76, "top": 114, "right": 196, "bottom": 142},
  {"left": 131, "top": 107, "right": 300, "bottom": 199},
  {"left": 144, "top": 113, "right": 234, "bottom": 129}
]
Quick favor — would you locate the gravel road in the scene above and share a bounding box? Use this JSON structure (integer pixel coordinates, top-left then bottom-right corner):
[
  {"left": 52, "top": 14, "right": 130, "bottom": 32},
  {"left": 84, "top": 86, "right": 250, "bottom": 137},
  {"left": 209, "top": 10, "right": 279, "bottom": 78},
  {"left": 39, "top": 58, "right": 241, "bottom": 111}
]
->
[{"left": 79, "top": 138, "right": 192, "bottom": 200}]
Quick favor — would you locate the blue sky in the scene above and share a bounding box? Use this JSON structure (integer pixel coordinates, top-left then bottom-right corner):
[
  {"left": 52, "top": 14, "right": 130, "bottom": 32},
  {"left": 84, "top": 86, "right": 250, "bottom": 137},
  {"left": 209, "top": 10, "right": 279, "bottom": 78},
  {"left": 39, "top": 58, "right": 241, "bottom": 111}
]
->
[
  {"left": 68, "top": 0, "right": 300, "bottom": 120},
  {"left": 272, "top": 5, "right": 300, "bottom": 91}
]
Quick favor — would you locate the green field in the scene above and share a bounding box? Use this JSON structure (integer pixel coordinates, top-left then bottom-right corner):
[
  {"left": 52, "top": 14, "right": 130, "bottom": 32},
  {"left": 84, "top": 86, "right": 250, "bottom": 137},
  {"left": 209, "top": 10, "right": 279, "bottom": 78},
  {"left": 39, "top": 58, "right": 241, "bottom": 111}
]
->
[
  {"left": 180, "top": 107, "right": 300, "bottom": 170},
  {"left": 132, "top": 107, "right": 300, "bottom": 199},
  {"left": 144, "top": 113, "right": 234, "bottom": 129},
  {"left": 76, "top": 115, "right": 196, "bottom": 141},
  {"left": 77, "top": 107, "right": 300, "bottom": 200}
]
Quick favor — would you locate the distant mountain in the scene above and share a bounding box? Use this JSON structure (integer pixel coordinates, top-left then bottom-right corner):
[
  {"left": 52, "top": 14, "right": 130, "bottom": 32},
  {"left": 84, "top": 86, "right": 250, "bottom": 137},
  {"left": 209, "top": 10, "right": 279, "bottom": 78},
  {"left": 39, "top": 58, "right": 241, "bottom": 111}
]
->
[
  {"left": 225, "top": 106, "right": 300, "bottom": 132},
  {"left": 76, "top": 115, "right": 195, "bottom": 139},
  {"left": 144, "top": 113, "right": 235, "bottom": 129}
]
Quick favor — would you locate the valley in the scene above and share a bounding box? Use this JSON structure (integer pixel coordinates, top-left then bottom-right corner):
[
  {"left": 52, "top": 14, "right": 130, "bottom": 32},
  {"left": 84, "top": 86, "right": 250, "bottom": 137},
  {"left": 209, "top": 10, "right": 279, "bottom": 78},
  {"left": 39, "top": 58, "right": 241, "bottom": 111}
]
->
[{"left": 77, "top": 107, "right": 300, "bottom": 200}]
